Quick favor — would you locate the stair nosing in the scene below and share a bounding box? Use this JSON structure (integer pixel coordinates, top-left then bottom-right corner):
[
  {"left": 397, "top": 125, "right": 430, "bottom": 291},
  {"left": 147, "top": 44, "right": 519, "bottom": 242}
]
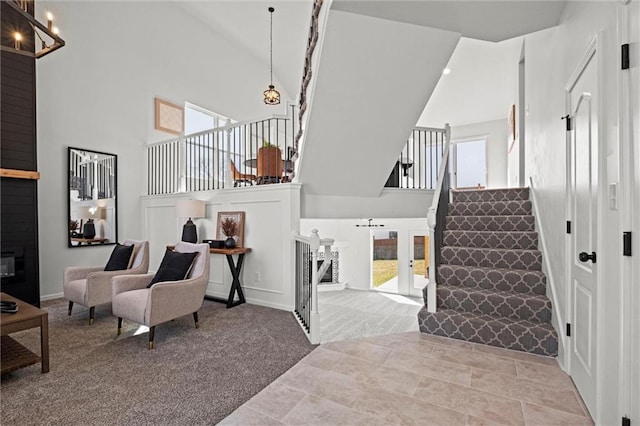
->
[
  {"left": 439, "top": 263, "right": 546, "bottom": 275},
  {"left": 437, "top": 284, "right": 550, "bottom": 302},
  {"left": 441, "top": 246, "right": 542, "bottom": 254},
  {"left": 430, "top": 308, "right": 556, "bottom": 330}
]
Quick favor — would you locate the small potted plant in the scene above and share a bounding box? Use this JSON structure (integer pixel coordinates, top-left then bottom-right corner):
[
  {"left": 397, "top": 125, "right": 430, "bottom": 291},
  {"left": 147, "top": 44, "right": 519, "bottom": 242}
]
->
[{"left": 221, "top": 217, "right": 238, "bottom": 249}]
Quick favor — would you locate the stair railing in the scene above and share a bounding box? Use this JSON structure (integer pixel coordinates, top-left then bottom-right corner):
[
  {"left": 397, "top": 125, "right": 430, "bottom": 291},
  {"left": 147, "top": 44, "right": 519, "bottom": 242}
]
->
[
  {"left": 146, "top": 108, "right": 296, "bottom": 195},
  {"left": 293, "top": 229, "right": 334, "bottom": 344},
  {"left": 426, "top": 123, "right": 451, "bottom": 313},
  {"left": 385, "top": 127, "right": 447, "bottom": 189},
  {"left": 290, "top": 0, "right": 328, "bottom": 178}
]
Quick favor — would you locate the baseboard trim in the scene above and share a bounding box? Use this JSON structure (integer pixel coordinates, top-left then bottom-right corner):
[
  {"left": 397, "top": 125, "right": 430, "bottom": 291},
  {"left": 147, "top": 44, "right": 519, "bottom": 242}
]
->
[
  {"left": 40, "top": 292, "right": 64, "bottom": 302},
  {"left": 529, "top": 178, "right": 566, "bottom": 368},
  {"left": 318, "top": 282, "right": 346, "bottom": 292}
]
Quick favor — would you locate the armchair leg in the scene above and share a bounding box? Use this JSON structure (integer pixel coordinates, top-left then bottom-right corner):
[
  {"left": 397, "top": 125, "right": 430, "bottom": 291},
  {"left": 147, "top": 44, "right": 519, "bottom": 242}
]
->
[
  {"left": 117, "top": 317, "right": 122, "bottom": 336},
  {"left": 148, "top": 326, "right": 155, "bottom": 350},
  {"left": 68, "top": 301, "right": 73, "bottom": 316},
  {"left": 193, "top": 312, "right": 199, "bottom": 329},
  {"left": 89, "top": 307, "right": 95, "bottom": 326}
]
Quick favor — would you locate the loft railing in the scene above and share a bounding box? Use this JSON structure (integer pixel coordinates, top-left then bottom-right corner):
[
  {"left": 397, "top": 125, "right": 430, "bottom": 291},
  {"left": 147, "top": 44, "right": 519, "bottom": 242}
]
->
[
  {"left": 146, "top": 107, "right": 296, "bottom": 195},
  {"left": 426, "top": 123, "right": 451, "bottom": 312},
  {"left": 385, "top": 126, "right": 447, "bottom": 190},
  {"left": 293, "top": 229, "right": 333, "bottom": 344}
]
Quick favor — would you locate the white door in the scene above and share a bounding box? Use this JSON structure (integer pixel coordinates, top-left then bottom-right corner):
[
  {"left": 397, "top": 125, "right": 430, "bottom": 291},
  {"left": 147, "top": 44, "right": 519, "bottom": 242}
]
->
[
  {"left": 408, "top": 230, "right": 429, "bottom": 298},
  {"left": 453, "top": 139, "right": 486, "bottom": 189},
  {"left": 567, "top": 41, "right": 599, "bottom": 417}
]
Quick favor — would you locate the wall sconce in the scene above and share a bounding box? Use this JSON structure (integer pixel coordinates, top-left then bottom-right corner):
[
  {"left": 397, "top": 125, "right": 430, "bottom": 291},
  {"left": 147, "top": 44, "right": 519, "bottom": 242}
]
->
[
  {"left": 175, "top": 199, "right": 205, "bottom": 243},
  {"left": 1, "top": 1, "right": 66, "bottom": 59}
]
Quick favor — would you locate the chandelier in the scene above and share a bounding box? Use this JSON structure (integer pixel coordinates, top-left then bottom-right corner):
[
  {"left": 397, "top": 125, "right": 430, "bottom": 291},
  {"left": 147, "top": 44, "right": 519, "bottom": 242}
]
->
[
  {"left": 263, "top": 7, "right": 280, "bottom": 105},
  {"left": 1, "top": 1, "right": 65, "bottom": 59}
]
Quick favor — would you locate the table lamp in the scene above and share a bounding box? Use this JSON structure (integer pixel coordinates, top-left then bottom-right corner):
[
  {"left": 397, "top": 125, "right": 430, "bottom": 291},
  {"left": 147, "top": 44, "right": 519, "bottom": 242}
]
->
[{"left": 175, "top": 199, "right": 205, "bottom": 243}]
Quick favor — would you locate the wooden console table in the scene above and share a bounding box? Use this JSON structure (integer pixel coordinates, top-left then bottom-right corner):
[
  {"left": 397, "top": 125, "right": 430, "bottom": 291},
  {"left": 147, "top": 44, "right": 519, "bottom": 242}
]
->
[
  {"left": 71, "top": 237, "right": 109, "bottom": 246},
  {"left": 1, "top": 292, "right": 49, "bottom": 375},
  {"left": 167, "top": 246, "right": 251, "bottom": 309}
]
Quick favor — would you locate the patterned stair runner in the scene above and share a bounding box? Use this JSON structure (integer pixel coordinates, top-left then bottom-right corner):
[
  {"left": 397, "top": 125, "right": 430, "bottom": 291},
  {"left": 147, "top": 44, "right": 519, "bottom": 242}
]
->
[{"left": 418, "top": 188, "right": 558, "bottom": 356}]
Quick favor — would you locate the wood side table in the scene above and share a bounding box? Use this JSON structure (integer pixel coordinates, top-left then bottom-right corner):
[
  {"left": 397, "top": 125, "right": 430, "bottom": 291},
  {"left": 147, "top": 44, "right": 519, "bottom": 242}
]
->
[
  {"left": 0, "top": 292, "right": 49, "bottom": 374},
  {"left": 208, "top": 247, "right": 251, "bottom": 308}
]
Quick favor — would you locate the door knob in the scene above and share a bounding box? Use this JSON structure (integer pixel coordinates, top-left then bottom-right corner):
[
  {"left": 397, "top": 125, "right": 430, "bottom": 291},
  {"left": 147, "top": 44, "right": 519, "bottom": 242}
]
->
[{"left": 578, "top": 251, "right": 596, "bottom": 263}]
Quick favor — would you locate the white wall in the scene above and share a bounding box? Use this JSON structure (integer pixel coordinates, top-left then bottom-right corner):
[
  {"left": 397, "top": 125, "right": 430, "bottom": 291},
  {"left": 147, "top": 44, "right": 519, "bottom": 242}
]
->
[
  {"left": 301, "top": 218, "right": 429, "bottom": 293},
  {"left": 302, "top": 189, "right": 434, "bottom": 219},
  {"left": 36, "top": 1, "right": 289, "bottom": 299},
  {"left": 450, "top": 119, "right": 508, "bottom": 189},
  {"left": 142, "top": 185, "right": 301, "bottom": 311},
  {"left": 297, "top": 9, "right": 460, "bottom": 197},
  {"left": 523, "top": 2, "right": 623, "bottom": 423}
]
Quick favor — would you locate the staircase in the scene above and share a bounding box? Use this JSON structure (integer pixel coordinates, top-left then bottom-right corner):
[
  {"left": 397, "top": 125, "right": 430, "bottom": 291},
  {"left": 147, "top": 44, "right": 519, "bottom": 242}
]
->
[{"left": 418, "top": 187, "right": 558, "bottom": 356}]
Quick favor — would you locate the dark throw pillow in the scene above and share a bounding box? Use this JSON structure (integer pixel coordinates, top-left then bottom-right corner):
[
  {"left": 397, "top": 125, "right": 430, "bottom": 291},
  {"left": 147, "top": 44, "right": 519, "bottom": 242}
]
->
[
  {"left": 104, "top": 243, "right": 135, "bottom": 271},
  {"left": 148, "top": 249, "right": 198, "bottom": 287}
]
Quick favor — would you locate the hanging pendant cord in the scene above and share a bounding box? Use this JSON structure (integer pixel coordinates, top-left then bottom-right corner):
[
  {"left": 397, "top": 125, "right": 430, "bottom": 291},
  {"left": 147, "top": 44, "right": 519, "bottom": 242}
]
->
[{"left": 269, "top": 7, "right": 274, "bottom": 86}]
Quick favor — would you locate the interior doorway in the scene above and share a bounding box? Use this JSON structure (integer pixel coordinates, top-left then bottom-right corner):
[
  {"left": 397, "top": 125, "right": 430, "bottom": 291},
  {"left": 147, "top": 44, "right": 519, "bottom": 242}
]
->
[{"left": 452, "top": 139, "right": 487, "bottom": 189}]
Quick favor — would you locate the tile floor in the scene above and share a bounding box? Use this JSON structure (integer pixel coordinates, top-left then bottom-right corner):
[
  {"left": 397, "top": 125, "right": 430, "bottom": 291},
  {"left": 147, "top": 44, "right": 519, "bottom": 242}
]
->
[
  {"left": 319, "top": 289, "right": 423, "bottom": 343},
  {"left": 220, "top": 332, "right": 593, "bottom": 425}
]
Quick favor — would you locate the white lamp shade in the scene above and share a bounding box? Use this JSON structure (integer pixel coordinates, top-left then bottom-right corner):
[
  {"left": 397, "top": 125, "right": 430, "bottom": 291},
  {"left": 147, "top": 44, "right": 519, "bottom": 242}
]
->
[
  {"left": 76, "top": 206, "right": 104, "bottom": 219},
  {"left": 175, "top": 199, "right": 205, "bottom": 218}
]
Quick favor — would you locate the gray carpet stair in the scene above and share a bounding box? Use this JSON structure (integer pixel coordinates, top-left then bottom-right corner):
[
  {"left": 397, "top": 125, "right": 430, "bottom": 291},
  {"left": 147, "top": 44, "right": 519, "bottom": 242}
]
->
[{"left": 419, "top": 187, "right": 558, "bottom": 357}]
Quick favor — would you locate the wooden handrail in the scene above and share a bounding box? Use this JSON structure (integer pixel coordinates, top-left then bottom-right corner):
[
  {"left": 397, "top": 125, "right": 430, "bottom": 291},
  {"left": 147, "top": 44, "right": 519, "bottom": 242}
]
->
[{"left": 0, "top": 168, "right": 40, "bottom": 180}]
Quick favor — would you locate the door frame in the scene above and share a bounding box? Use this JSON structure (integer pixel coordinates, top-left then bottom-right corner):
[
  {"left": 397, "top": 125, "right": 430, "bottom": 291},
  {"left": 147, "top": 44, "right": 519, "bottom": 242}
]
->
[
  {"left": 617, "top": 1, "right": 637, "bottom": 422},
  {"left": 564, "top": 33, "right": 605, "bottom": 420}
]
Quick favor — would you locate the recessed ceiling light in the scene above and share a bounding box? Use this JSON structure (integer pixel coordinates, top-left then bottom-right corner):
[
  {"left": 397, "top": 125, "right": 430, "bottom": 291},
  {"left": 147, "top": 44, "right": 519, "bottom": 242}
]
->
[{"left": 442, "top": 68, "right": 451, "bottom": 75}]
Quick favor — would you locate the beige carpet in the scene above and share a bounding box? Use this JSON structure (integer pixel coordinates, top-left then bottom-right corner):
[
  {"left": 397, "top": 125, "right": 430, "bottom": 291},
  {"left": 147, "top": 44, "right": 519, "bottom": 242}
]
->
[{"left": 0, "top": 299, "right": 315, "bottom": 425}]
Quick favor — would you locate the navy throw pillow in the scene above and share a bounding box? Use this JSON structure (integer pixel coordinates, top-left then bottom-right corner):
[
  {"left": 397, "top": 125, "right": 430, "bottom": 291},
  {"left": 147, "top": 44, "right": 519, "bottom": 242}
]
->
[
  {"left": 148, "top": 249, "right": 198, "bottom": 287},
  {"left": 104, "top": 243, "right": 135, "bottom": 271}
]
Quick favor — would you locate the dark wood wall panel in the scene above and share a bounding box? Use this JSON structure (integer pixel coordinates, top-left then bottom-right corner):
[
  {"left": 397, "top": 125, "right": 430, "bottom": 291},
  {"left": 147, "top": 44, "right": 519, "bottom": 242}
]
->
[
  {"left": 1, "top": 179, "right": 40, "bottom": 306},
  {"left": 1, "top": 0, "right": 40, "bottom": 306},
  {"left": 0, "top": 50, "right": 36, "bottom": 171}
]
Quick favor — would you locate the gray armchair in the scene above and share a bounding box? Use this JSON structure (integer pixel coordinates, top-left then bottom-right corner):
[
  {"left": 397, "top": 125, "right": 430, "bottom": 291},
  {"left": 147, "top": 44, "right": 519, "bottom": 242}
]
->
[
  {"left": 64, "top": 240, "right": 149, "bottom": 325},
  {"left": 111, "top": 242, "right": 210, "bottom": 349}
]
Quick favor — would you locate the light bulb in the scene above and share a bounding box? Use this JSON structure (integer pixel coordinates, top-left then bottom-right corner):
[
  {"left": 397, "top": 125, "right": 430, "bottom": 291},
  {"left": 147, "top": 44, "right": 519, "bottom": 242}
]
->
[
  {"left": 14, "top": 33, "right": 22, "bottom": 41},
  {"left": 52, "top": 27, "right": 60, "bottom": 35}
]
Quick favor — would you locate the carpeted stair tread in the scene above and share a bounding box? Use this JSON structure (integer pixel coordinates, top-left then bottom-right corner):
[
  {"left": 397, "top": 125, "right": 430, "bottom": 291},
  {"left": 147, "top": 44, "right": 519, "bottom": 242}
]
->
[
  {"left": 437, "top": 264, "right": 547, "bottom": 295},
  {"left": 446, "top": 215, "right": 535, "bottom": 232},
  {"left": 418, "top": 306, "right": 558, "bottom": 356},
  {"left": 441, "top": 246, "right": 542, "bottom": 271},
  {"left": 443, "top": 230, "right": 538, "bottom": 250},
  {"left": 448, "top": 200, "right": 532, "bottom": 216},
  {"left": 451, "top": 188, "right": 530, "bottom": 203},
  {"left": 435, "top": 285, "right": 552, "bottom": 323}
]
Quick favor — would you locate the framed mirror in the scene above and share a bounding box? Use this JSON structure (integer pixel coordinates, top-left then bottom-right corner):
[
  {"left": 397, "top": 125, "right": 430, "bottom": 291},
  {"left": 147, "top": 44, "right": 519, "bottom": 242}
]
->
[{"left": 67, "top": 147, "right": 117, "bottom": 248}]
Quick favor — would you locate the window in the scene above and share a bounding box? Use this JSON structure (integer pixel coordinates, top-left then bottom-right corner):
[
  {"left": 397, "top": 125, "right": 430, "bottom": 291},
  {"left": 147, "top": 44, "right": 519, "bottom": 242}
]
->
[{"left": 183, "top": 103, "right": 234, "bottom": 186}]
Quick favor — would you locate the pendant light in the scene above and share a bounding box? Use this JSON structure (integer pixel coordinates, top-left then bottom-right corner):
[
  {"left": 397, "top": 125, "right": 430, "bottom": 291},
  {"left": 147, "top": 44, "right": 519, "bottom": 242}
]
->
[{"left": 263, "top": 6, "right": 281, "bottom": 105}]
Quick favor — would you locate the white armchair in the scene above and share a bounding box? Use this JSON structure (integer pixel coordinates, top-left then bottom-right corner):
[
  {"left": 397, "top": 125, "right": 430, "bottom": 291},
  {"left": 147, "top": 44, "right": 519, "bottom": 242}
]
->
[
  {"left": 112, "top": 242, "right": 210, "bottom": 349},
  {"left": 64, "top": 240, "right": 149, "bottom": 325}
]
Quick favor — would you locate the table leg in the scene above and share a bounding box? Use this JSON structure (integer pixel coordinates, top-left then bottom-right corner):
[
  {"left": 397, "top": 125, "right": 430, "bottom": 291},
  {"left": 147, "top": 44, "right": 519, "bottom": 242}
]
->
[
  {"left": 40, "top": 312, "right": 49, "bottom": 373},
  {"left": 225, "top": 253, "right": 246, "bottom": 308}
]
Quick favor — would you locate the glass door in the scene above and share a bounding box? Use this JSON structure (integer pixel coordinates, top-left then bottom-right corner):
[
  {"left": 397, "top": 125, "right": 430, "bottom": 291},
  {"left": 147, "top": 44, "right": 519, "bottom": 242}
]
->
[
  {"left": 409, "top": 231, "right": 429, "bottom": 297},
  {"left": 370, "top": 229, "right": 398, "bottom": 293}
]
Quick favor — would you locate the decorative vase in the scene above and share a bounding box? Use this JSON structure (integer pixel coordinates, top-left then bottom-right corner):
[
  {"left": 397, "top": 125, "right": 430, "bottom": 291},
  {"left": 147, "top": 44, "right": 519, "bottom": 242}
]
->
[
  {"left": 83, "top": 220, "right": 96, "bottom": 239},
  {"left": 224, "top": 237, "right": 236, "bottom": 249}
]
